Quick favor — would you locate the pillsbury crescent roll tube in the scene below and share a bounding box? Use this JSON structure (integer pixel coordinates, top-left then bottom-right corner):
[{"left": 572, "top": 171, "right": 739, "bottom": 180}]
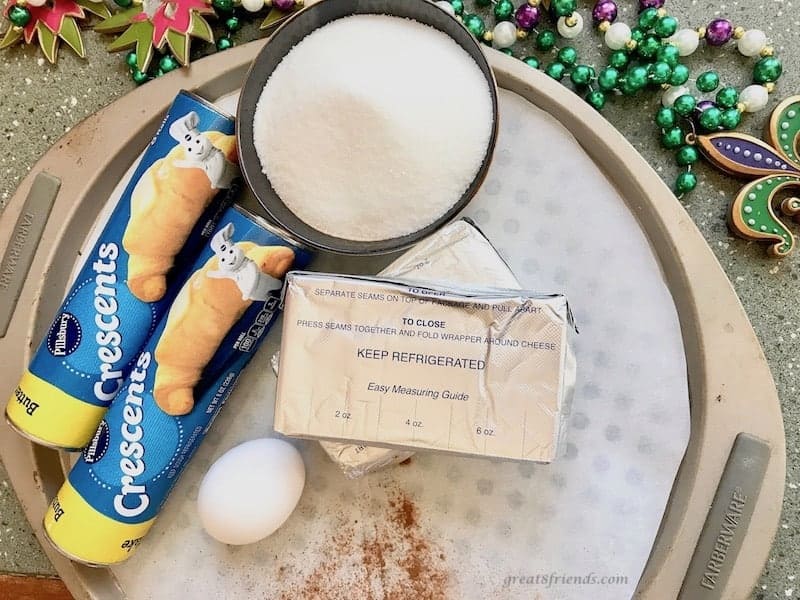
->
[
  {"left": 6, "top": 91, "right": 240, "bottom": 450},
  {"left": 43, "top": 206, "right": 312, "bottom": 565}
]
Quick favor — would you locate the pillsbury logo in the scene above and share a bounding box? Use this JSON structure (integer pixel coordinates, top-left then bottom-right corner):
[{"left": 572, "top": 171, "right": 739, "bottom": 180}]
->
[
  {"left": 82, "top": 419, "right": 110, "bottom": 464},
  {"left": 46, "top": 312, "right": 81, "bottom": 357}
]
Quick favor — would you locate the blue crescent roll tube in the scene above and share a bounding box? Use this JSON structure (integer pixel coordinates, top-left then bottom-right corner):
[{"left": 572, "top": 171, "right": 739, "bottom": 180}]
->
[
  {"left": 43, "top": 206, "right": 312, "bottom": 565},
  {"left": 6, "top": 91, "right": 242, "bottom": 450}
]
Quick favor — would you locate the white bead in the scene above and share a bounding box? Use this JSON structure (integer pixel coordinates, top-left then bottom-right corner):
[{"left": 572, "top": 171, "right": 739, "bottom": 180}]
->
[
  {"left": 740, "top": 84, "right": 769, "bottom": 112},
  {"left": 241, "top": 0, "right": 264, "bottom": 13},
  {"left": 435, "top": 1, "right": 456, "bottom": 16},
  {"left": 25, "top": 0, "right": 47, "bottom": 6},
  {"left": 662, "top": 85, "right": 690, "bottom": 107},
  {"left": 492, "top": 21, "right": 518, "bottom": 49},
  {"left": 669, "top": 28, "right": 700, "bottom": 56},
  {"left": 737, "top": 29, "right": 767, "bottom": 57},
  {"left": 557, "top": 13, "right": 584, "bottom": 39},
  {"left": 604, "top": 22, "right": 631, "bottom": 50}
]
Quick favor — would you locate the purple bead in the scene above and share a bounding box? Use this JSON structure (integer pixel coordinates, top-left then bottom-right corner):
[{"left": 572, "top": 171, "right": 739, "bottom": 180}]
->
[
  {"left": 592, "top": 0, "right": 617, "bottom": 24},
  {"left": 514, "top": 4, "right": 540, "bottom": 30},
  {"left": 705, "top": 18, "right": 733, "bottom": 45},
  {"left": 638, "top": 0, "right": 664, "bottom": 10},
  {"left": 696, "top": 100, "right": 716, "bottom": 112},
  {"left": 272, "top": 0, "right": 295, "bottom": 11}
]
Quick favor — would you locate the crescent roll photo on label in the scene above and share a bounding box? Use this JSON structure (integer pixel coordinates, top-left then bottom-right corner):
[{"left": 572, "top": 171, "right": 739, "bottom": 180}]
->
[
  {"left": 6, "top": 91, "right": 240, "bottom": 451},
  {"left": 43, "top": 205, "right": 313, "bottom": 566}
]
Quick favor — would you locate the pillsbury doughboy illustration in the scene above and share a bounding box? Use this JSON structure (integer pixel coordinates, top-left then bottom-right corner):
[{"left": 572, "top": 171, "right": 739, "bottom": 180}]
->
[
  {"left": 208, "top": 223, "right": 283, "bottom": 301},
  {"left": 169, "top": 111, "right": 238, "bottom": 189}
]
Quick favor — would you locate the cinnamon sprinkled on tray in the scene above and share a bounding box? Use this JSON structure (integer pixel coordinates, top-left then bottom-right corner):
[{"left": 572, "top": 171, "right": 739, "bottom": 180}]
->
[{"left": 281, "top": 489, "right": 450, "bottom": 599}]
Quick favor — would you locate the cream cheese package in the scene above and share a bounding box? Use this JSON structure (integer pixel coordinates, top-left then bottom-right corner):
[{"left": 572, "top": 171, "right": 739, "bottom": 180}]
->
[
  {"left": 43, "top": 206, "right": 312, "bottom": 566},
  {"left": 275, "top": 270, "right": 576, "bottom": 463},
  {"left": 317, "top": 219, "right": 531, "bottom": 477},
  {"left": 6, "top": 91, "right": 240, "bottom": 450}
]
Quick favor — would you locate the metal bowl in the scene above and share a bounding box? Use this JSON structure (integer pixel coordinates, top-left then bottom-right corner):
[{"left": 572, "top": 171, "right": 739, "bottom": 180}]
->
[{"left": 237, "top": 0, "right": 499, "bottom": 255}]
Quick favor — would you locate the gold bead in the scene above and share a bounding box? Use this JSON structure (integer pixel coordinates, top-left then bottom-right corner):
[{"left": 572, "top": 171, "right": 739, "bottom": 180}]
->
[
  {"left": 516, "top": 29, "right": 528, "bottom": 40},
  {"left": 697, "top": 26, "right": 706, "bottom": 38},
  {"left": 16, "top": 0, "right": 27, "bottom": 6},
  {"left": 295, "top": 0, "right": 304, "bottom": 6},
  {"left": 733, "top": 26, "right": 745, "bottom": 39},
  {"left": 625, "top": 39, "right": 638, "bottom": 50},
  {"left": 760, "top": 46, "right": 774, "bottom": 56},
  {"left": 736, "top": 102, "right": 747, "bottom": 112},
  {"left": 565, "top": 14, "right": 577, "bottom": 27},
  {"left": 483, "top": 31, "right": 493, "bottom": 42},
  {"left": 656, "top": 8, "right": 667, "bottom": 17},
  {"left": 527, "top": 0, "right": 540, "bottom": 6},
  {"left": 598, "top": 20, "right": 610, "bottom": 32},
  {"left": 765, "top": 82, "right": 776, "bottom": 93},
  {"left": 11, "top": 25, "right": 23, "bottom": 31},
  {"left": 661, "top": 83, "right": 671, "bottom": 90}
]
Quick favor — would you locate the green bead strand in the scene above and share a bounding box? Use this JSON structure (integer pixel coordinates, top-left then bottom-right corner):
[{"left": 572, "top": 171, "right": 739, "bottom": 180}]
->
[
  {"left": 558, "top": 46, "right": 578, "bottom": 67},
  {"left": 450, "top": 0, "right": 464, "bottom": 15},
  {"left": 753, "top": 56, "right": 782, "bottom": 84},
  {"left": 536, "top": 30, "right": 557, "bottom": 51},
  {"left": 638, "top": 7, "right": 659, "bottom": 30},
  {"left": 720, "top": 107, "right": 742, "bottom": 129},
  {"left": 654, "top": 15, "right": 678, "bottom": 38},
  {"left": 608, "top": 50, "right": 629, "bottom": 69},
  {"left": 225, "top": 16, "right": 241, "bottom": 31},
  {"left": 661, "top": 127, "right": 685, "bottom": 149},
  {"left": 523, "top": 56, "right": 540, "bottom": 69},
  {"left": 552, "top": 0, "right": 577, "bottom": 18},
  {"left": 696, "top": 71, "right": 720, "bottom": 93},
  {"left": 669, "top": 64, "right": 690, "bottom": 86},
  {"left": 125, "top": 51, "right": 138, "bottom": 69},
  {"left": 675, "top": 171, "right": 697, "bottom": 194},
  {"left": 463, "top": 14, "right": 486, "bottom": 37},
  {"left": 656, "top": 44, "right": 680, "bottom": 68},
  {"left": 716, "top": 86, "right": 739, "bottom": 108},
  {"left": 637, "top": 36, "right": 661, "bottom": 59},
  {"left": 630, "top": 27, "right": 645, "bottom": 44},
  {"left": 648, "top": 61, "right": 672, "bottom": 85},
  {"left": 673, "top": 94, "right": 697, "bottom": 117},
  {"left": 676, "top": 145, "right": 699, "bottom": 165},
  {"left": 216, "top": 37, "right": 234, "bottom": 50},
  {"left": 597, "top": 67, "right": 619, "bottom": 91},
  {"left": 545, "top": 62, "right": 567, "bottom": 80},
  {"left": 586, "top": 90, "right": 606, "bottom": 111},
  {"left": 131, "top": 69, "right": 149, "bottom": 85},
  {"left": 159, "top": 54, "right": 179, "bottom": 72},
  {"left": 493, "top": 0, "right": 514, "bottom": 21},
  {"left": 655, "top": 107, "right": 677, "bottom": 128},
  {"left": 625, "top": 65, "right": 649, "bottom": 91},
  {"left": 211, "top": 0, "right": 233, "bottom": 10},
  {"left": 8, "top": 5, "right": 31, "bottom": 27},
  {"left": 570, "top": 65, "right": 595, "bottom": 86},
  {"left": 698, "top": 106, "right": 723, "bottom": 130}
]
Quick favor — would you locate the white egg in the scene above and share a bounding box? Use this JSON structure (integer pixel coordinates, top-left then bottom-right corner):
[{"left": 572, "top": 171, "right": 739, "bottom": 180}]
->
[{"left": 197, "top": 438, "right": 305, "bottom": 545}]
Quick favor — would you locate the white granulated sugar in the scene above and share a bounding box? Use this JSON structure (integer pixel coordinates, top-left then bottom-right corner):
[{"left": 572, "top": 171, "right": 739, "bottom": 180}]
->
[{"left": 253, "top": 14, "right": 494, "bottom": 241}]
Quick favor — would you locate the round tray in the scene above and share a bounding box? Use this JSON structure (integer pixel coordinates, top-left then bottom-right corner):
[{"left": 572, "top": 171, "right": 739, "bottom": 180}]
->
[{"left": 0, "top": 31, "right": 784, "bottom": 600}]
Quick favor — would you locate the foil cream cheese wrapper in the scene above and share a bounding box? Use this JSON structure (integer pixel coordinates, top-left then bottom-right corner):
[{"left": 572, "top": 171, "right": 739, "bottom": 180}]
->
[{"left": 274, "top": 266, "right": 576, "bottom": 463}]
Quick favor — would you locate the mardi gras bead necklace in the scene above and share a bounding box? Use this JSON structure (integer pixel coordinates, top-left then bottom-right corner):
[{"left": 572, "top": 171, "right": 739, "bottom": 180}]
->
[{"left": 439, "top": 0, "right": 783, "bottom": 196}]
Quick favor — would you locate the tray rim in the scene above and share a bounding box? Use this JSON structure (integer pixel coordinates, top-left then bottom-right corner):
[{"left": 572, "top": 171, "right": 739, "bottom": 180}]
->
[{"left": 0, "top": 32, "right": 785, "bottom": 600}]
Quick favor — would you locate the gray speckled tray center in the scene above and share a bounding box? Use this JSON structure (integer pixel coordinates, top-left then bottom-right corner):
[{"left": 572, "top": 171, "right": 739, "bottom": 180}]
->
[{"left": 99, "top": 89, "right": 690, "bottom": 600}]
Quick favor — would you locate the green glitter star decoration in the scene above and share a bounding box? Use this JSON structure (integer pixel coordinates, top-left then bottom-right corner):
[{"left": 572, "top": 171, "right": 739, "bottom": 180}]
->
[{"left": 698, "top": 96, "right": 800, "bottom": 258}]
